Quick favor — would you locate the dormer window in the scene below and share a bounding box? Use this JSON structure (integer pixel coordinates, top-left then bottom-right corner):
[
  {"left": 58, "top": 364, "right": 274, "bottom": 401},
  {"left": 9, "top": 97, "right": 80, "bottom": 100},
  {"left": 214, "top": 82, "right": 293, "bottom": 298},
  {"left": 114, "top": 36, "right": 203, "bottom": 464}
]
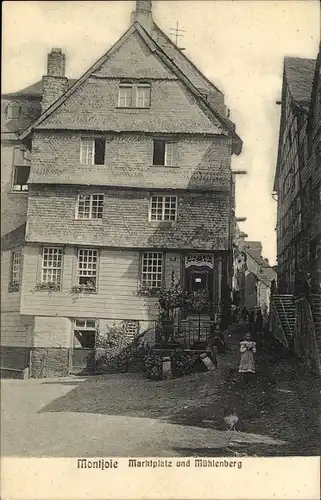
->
[
  {"left": 118, "top": 82, "right": 151, "bottom": 108},
  {"left": 6, "top": 101, "right": 21, "bottom": 119}
]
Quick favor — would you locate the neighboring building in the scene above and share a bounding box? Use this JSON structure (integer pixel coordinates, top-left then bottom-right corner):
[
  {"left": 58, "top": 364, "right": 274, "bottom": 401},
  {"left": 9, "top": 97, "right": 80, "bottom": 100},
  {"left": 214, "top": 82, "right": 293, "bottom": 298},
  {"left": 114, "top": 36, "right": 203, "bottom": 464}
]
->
[
  {"left": 273, "top": 54, "right": 319, "bottom": 294},
  {"left": 1, "top": 1, "right": 242, "bottom": 377},
  {"left": 1, "top": 71, "right": 77, "bottom": 374},
  {"left": 232, "top": 229, "right": 276, "bottom": 312},
  {"left": 272, "top": 47, "right": 321, "bottom": 375}
]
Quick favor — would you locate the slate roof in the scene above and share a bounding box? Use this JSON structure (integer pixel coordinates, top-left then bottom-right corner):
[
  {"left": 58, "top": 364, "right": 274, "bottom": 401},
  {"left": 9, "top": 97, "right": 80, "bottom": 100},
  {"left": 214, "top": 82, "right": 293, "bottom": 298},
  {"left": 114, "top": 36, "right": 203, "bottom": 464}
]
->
[
  {"left": 1, "top": 79, "right": 77, "bottom": 99},
  {"left": 0, "top": 224, "right": 26, "bottom": 252},
  {"left": 19, "top": 22, "right": 242, "bottom": 154},
  {"left": 1, "top": 79, "right": 77, "bottom": 136},
  {"left": 284, "top": 57, "right": 316, "bottom": 110},
  {"left": 273, "top": 55, "right": 316, "bottom": 190}
]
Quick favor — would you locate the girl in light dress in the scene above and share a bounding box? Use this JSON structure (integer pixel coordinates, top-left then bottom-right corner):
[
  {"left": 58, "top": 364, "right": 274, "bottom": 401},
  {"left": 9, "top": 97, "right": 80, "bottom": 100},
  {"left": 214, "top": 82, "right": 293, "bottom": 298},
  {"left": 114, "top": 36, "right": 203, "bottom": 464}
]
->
[{"left": 239, "top": 332, "right": 256, "bottom": 376}]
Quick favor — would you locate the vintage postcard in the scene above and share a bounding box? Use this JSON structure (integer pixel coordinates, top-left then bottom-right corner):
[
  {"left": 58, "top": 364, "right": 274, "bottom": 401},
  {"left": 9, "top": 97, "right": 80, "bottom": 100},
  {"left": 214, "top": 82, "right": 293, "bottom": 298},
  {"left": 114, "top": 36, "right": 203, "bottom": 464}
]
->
[{"left": 1, "top": 0, "right": 320, "bottom": 499}]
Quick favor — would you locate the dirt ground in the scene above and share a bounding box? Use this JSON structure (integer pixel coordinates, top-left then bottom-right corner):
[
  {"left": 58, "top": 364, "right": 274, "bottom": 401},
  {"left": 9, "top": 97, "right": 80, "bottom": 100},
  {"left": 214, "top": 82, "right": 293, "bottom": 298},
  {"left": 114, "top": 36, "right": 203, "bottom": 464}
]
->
[{"left": 1, "top": 325, "right": 320, "bottom": 457}]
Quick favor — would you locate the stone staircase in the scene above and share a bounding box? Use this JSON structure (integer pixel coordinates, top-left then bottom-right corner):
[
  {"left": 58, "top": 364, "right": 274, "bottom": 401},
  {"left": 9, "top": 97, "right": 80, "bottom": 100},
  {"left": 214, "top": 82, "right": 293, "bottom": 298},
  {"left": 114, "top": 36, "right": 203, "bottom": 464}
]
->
[{"left": 271, "top": 294, "right": 296, "bottom": 340}]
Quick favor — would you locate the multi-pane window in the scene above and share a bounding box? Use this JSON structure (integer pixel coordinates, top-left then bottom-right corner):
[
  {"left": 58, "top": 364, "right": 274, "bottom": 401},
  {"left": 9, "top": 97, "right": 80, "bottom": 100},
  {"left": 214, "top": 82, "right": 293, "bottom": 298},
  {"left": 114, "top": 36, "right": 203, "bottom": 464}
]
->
[
  {"left": 118, "top": 82, "right": 151, "bottom": 108},
  {"left": 141, "top": 252, "right": 163, "bottom": 288},
  {"left": 42, "top": 247, "right": 63, "bottom": 285},
  {"left": 11, "top": 251, "right": 21, "bottom": 282},
  {"left": 76, "top": 194, "right": 104, "bottom": 219},
  {"left": 80, "top": 138, "right": 105, "bottom": 165},
  {"left": 12, "top": 166, "right": 30, "bottom": 191},
  {"left": 118, "top": 84, "right": 133, "bottom": 108},
  {"left": 153, "top": 140, "right": 178, "bottom": 166},
  {"left": 77, "top": 249, "right": 98, "bottom": 290},
  {"left": 9, "top": 251, "right": 22, "bottom": 291},
  {"left": 149, "top": 195, "right": 178, "bottom": 221}
]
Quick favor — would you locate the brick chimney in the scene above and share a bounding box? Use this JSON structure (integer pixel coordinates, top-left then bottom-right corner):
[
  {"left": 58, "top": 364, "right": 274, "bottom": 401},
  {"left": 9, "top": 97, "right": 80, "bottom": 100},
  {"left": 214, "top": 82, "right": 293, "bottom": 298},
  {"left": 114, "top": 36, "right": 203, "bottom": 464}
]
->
[
  {"left": 42, "top": 48, "right": 68, "bottom": 112},
  {"left": 131, "top": 0, "right": 153, "bottom": 34}
]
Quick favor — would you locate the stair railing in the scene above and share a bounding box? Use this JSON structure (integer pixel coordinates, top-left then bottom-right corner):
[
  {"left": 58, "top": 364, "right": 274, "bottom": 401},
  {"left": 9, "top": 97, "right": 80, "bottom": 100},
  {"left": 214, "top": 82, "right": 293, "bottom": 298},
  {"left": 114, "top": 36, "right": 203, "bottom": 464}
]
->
[
  {"left": 280, "top": 296, "right": 294, "bottom": 337},
  {"left": 270, "top": 299, "right": 289, "bottom": 348},
  {"left": 294, "top": 296, "right": 321, "bottom": 376}
]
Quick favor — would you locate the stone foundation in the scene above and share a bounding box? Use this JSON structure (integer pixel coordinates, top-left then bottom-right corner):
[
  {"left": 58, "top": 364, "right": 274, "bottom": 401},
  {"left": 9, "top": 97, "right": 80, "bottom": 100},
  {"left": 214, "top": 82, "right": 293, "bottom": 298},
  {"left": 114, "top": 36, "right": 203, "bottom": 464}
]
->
[{"left": 30, "top": 348, "right": 69, "bottom": 378}]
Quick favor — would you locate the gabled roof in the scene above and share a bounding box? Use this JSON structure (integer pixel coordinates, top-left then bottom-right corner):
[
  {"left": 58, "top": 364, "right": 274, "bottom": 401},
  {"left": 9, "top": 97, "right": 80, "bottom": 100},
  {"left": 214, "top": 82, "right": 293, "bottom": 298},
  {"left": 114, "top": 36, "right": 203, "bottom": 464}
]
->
[
  {"left": 273, "top": 56, "right": 316, "bottom": 191},
  {"left": 152, "top": 23, "right": 223, "bottom": 97},
  {"left": 2, "top": 79, "right": 77, "bottom": 99},
  {"left": 19, "top": 22, "right": 242, "bottom": 154},
  {"left": 284, "top": 57, "right": 316, "bottom": 111},
  {"left": 307, "top": 44, "right": 321, "bottom": 132}
]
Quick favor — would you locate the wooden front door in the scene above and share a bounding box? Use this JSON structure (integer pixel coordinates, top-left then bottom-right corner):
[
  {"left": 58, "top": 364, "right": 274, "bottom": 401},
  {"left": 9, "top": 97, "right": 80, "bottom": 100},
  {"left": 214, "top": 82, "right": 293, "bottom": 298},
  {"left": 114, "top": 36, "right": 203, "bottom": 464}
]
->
[
  {"left": 71, "top": 319, "right": 96, "bottom": 374},
  {"left": 186, "top": 266, "right": 213, "bottom": 302}
]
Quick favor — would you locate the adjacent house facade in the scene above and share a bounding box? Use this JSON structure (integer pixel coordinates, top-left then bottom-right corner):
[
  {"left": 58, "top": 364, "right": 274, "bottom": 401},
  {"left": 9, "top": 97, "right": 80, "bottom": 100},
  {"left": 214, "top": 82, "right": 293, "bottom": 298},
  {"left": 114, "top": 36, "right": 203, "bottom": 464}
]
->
[
  {"left": 1, "top": 1, "right": 242, "bottom": 377},
  {"left": 274, "top": 54, "right": 320, "bottom": 294},
  {"left": 232, "top": 228, "right": 276, "bottom": 312},
  {"left": 272, "top": 48, "right": 321, "bottom": 375}
]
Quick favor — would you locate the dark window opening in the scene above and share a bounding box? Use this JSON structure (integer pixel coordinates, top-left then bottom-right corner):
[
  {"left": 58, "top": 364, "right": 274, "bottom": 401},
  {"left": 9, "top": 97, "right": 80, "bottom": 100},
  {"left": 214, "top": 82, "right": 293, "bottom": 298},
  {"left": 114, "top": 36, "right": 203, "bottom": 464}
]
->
[
  {"left": 153, "top": 140, "right": 166, "bottom": 165},
  {"left": 94, "top": 138, "right": 105, "bottom": 165},
  {"left": 78, "top": 277, "right": 97, "bottom": 288},
  {"left": 73, "top": 330, "right": 96, "bottom": 349},
  {"left": 13, "top": 166, "right": 30, "bottom": 191}
]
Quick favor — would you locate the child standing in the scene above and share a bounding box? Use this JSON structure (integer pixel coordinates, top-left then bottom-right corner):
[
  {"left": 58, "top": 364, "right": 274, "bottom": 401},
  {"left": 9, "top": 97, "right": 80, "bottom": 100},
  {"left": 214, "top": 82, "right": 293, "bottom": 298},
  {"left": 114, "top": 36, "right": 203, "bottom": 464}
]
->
[{"left": 239, "top": 333, "right": 256, "bottom": 378}]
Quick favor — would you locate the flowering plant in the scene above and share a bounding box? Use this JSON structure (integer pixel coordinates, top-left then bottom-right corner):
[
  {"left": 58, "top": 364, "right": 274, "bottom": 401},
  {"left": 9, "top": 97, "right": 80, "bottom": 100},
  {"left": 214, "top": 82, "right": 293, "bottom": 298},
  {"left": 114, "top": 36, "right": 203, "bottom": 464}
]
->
[
  {"left": 35, "top": 281, "right": 60, "bottom": 291},
  {"left": 8, "top": 280, "right": 19, "bottom": 292},
  {"left": 71, "top": 281, "right": 96, "bottom": 294}
]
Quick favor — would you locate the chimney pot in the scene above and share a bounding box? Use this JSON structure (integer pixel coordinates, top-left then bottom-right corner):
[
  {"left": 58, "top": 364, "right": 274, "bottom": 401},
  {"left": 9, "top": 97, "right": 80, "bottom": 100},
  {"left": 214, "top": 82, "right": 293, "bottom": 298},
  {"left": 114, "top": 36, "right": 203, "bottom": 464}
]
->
[
  {"left": 131, "top": 0, "right": 153, "bottom": 34},
  {"left": 47, "top": 48, "right": 66, "bottom": 77},
  {"left": 42, "top": 47, "right": 67, "bottom": 111}
]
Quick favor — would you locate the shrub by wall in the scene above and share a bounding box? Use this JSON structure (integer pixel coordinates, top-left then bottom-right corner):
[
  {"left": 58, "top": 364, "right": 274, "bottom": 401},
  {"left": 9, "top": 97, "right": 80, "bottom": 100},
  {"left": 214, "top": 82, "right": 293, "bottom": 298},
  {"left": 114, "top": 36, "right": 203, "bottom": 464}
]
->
[{"left": 144, "top": 349, "right": 209, "bottom": 380}]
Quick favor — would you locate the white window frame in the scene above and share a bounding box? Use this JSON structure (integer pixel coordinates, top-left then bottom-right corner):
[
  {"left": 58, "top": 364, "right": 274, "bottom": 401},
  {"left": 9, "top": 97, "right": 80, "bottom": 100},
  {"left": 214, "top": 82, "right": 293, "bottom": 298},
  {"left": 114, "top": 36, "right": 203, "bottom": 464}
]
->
[
  {"left": 164, "top": 142, "right": 177, "bottom": 166},
  {"left": 118, "top": 82, "right": 151, "bottom": 108},
  {"left": 136, "top": 84, "right": 151, "bottom": 108},
  {"left": 141, "top": 252, "right": 163, "bottom": 289},
  {"left": 11, "top": 251, "right": 21, "bottom": 284},
  {"left": 77, "top": 248, "right": 98, "bottom": 290},
  {"left": 73, "top": 319, "right": 97, "bottom": 348},
  {"left": 118, "top": 84, "right": 133, "bottom": 108},
  {"left": 41, "top": 247, "right": 63, "bottom": 286},
  {"left": 80, "top": 139, "right": 95, "bottom": 165},
  {"left": 149, "top": 195, "right": 178, "bottom": 222},
  {"left": 152, "top": 140, "right": 178, "bottom": 166},
  {"left": 76, "top": 194, "right": 104, "bottom": 220}
]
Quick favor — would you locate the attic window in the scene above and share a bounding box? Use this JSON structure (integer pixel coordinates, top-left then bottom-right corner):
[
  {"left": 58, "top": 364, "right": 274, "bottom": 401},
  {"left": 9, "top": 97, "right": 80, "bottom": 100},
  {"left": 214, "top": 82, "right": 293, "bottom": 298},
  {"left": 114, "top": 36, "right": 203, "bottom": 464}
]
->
[
  {"left": 6, "top": 101, "right": 21, "bottom": 119},
  {"left": 118, "top": 82, "right": 151, "bottom": 108}
]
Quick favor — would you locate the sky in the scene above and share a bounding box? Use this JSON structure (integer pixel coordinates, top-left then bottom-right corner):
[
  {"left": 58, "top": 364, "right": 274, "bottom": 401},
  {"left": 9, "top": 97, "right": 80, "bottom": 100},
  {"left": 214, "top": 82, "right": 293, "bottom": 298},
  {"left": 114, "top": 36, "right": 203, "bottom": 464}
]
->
[{"left": 2, "top": 1, "right": 320, "bottom": 264}]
